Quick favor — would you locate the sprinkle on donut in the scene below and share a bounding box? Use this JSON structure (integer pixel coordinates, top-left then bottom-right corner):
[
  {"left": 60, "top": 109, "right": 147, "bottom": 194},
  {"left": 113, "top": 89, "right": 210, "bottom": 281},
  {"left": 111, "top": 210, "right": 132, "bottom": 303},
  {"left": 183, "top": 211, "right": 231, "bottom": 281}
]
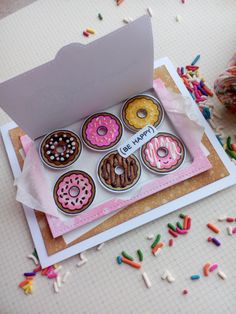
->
[
  {"left": 98, "top": 151, "right": 141, "bottom": 192},
  {"left": 39, "top": 130, "right": 82, "bottom": 169},
  {"left": 82, "top": 112, "right": 123, "bottom": 151},
  {"left": 54, "top": 170, "right": 96, "bottom": 215},
  {"left": 122, "top": 94, "right": 164, "bottom": 132},
  {"left": 141, "top": 132, "right": 185, "bottom": 174}
]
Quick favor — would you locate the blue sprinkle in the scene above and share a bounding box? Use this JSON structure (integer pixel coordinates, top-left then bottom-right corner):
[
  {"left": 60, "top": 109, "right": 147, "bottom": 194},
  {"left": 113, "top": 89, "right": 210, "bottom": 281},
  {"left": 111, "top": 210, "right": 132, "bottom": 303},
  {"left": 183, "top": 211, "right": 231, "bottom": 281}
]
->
[
  {"left": 116, "top": 256, "right": 122, "bottom": 265},
  {"left": 191, "top": 54, "right": 200, "bottom": 66},
  {"left": 191, "top": 274, "right": 200, "bottom": 280},
  {"left": 24, "top": 272, "right": 36, "bottom": 277},
  {"left": 202, "top": 107, "right": 211, "bottom": 120},
  {"left": 197, "top": 85, "right": 208, "bottom": 97},
  {"left": 216, "top": 135, "right": 224, "bottom": 146}
]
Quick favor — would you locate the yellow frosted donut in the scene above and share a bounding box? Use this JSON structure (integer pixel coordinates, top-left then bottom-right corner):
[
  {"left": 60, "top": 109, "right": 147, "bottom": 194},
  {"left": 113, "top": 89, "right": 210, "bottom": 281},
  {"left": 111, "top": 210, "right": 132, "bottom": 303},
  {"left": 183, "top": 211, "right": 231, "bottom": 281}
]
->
[{"left": 122, "top": 95, "right": 164, "bottom": 132}]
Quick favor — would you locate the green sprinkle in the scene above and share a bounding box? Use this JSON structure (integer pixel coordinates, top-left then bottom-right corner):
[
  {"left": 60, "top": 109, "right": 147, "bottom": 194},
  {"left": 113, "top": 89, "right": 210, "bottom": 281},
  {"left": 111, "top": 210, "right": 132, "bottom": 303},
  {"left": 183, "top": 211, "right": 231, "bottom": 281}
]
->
[
  {"left": 167, "top": 223, "right": 176, "bottom": 231},
  {"left": 227, "top": 136, "right": 232, "bottom": 150},
  {"left": 32, "top": 248, "right": 38, "bottom": 259},
  {"left": 226, "top": 148, "right": 236, "bottom": 160},
  {"left": 179, "top": 213, "right": 186, "bottom": 219},
  {"left": 137, "top": 249, "right": 143, "bottom": 262},
  {"left": 121, "top": 251, "right": 133, "bottom": 261},
  {"left": 98, "top": 13, "right": 103, "bottom": 20},
  {"left": 176, "top": 221, "right": 183, "bottom": 230},
  {"left": 151, "top": 234, "right": 161, "bottom": 248}
]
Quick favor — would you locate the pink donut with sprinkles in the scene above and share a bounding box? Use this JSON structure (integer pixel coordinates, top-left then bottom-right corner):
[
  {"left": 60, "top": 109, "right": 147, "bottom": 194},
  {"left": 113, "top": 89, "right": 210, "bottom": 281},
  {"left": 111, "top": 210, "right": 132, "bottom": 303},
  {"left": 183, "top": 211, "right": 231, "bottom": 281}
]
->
[
  {"left": 82, "top": 112, "right": 123, "bottom": 151},
  {"left": 141, "top": 132, "right": 185, "bottom": 174},
  {"left": 54, "top": 170, "right": 96, "bottom": 215}
]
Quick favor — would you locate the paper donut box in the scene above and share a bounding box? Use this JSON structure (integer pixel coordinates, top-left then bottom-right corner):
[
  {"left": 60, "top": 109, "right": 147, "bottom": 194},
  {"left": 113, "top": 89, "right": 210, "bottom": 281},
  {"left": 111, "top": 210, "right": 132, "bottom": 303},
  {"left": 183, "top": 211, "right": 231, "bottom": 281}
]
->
[{"left": 0, "top": 16, "right": 212, "bottom": 238}]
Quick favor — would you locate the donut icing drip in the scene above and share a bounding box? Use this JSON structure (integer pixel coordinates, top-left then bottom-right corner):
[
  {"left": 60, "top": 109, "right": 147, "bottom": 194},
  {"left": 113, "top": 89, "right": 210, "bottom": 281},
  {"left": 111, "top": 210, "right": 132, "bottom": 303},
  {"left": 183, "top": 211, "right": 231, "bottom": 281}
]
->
[
  {"left": 86, "top": 115, "right": 120, "bottom": 147},
  {"left": 56, "top": 173, "right": 93, "bottom": 210},
  {"left": 143, "top": 134, "right": 183, "bottom": 171},
  {"left": 101, "top": 153, "right": 139, "bottom": 188}
]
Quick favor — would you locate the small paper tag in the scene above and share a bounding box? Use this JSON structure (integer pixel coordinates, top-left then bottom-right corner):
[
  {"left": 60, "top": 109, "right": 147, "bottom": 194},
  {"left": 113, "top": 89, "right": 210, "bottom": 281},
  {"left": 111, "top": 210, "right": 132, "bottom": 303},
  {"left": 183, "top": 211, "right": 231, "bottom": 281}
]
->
[{"left": 118, "top": 125, "right": 158, "bottom": 158}]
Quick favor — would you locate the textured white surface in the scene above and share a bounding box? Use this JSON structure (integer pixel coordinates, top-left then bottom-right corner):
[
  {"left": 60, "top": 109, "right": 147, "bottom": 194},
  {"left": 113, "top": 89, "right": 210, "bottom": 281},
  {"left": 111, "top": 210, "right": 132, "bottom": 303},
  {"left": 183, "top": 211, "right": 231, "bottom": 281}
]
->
[{"left": 0, "top": 1, "right": 236, "bottom": 313}]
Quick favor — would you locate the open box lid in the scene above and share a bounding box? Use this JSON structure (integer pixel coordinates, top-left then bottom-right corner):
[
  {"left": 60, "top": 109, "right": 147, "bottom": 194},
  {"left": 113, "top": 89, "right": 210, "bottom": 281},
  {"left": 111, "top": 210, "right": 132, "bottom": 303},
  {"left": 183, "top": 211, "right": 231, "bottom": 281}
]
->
[{"left": 0, "top": 15, "right": 153, "bottom": 140}]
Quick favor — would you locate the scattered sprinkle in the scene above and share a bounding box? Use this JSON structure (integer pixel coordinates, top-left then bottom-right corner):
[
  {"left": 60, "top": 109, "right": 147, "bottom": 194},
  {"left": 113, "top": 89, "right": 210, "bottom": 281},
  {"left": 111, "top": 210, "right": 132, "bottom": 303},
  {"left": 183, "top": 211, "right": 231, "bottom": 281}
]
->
[
  {"left": 167, "top": 223, "right": 176, "bottom": 232},
  {"left": 62, "top": 271, "right": 70, "bottom": 283},
  {"left": 209, "top": 263, "right": 218, "bottom": 272},
  {"left": 169, "top": 239, "right": 174, "bottom": 247},
  {"left": 152, "top": 242, "right": 164, "bottom": 256},
  {"left": 191, "top": 54, "right": 201, "bottom": 66},
  {"left": 167, "top": 274, "right": 175, "bottom": 283},
  {"left": 83, "top": 31, "right": 89, "bottom": 37},
  {"left": 182, "top": 289, "right": 188, "bottom": 295},
  {"left": 137, "top": 249, "right": 144, "bottom": 262},
  {"left": 23, "top": 272, "right": 36, "bottom": 277},
  {"left": 121, "top": 257, "right": 141, "bottom": 269},
  {"left": 191, "top": 274, "right": 200, "bottom": 280},
  {"left": 53, "top": 282, "right": 59, "bottom": 293},
  {"left": 207, "top": 223, "right": 220, "bottom": 234},
  {"left": 86, "top": 28, "right": 95, "bottom": 35},
  {"left": 203, "top": 263, "right": 211, "bottom": 276},
  {"left": 176, "top": 227, "right": 188, "bottom": 235},
  {"left": 97, "top": 243, "right": 105, "bottom": 251},
  {"left": 117, "top": 256, "right": 123, "bottom": 265},
  {"left": 218, "top": 216, "right": 227, "bottom": 221},
  {"left": 27, "top": 254, "right": 39, "bottom": 265},
  {"left": 168, "top": 229, "right": 178, "bottom": 238},
  {"left": 175, "top": 15, "right": 182, "bottom": 22},
  {"left": 121, "top": 251, "right": 134, "bottom": 261},
  {"left": 227, "top": 226, "right": 233, "bottom": 235},
  {"left": 211, "top": 237, "right": 221, "bottom": 247},
  {"left": 116, "top": 0, "right": 124, "bottom": 6},
  {"left": 147, "top": 234, "right": 154, "bottom": 240},
  {"left": 123, "top": 17, "right": 133, "bottom": 24},
  {"left": 98, "top": 13, "right": 103, "bottom": 20},
  {"left": 179, "top": 213, "right": 186, "bottom": 219},
  {"left": 142, "top": 272, "right": 152, "bottom": 288},
  {"left": 147, "top": 7, "right": 153, "bottom": 17},
  {"left": 77, "top": 260, "right": 87, "bottom": 267},
  {"left": 161, "top": 270, "right": 170, "bottom": 280},
  {"left": 57, "top": 275, "right": 62, "bottom": 288},
  {"left": 226, "top": 217, "right": 234, "bottom": 222},
  {"left": 151, "top": 234, "right": 161, "bottom": 248},
  {"left": 176, "top": 221, "right": 183, "bottom": 230},
  {"left": 217, "top": 270, "right": 227, "bottom": 280}
]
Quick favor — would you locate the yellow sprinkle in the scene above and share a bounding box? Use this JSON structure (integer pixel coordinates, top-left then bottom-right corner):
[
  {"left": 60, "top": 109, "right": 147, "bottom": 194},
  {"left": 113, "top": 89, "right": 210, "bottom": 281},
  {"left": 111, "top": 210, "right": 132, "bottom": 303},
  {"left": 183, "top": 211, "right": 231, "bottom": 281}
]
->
[
  {"left": 86, "top": 28, "right": 95, "bottom": 34},
  {"left": 223, "top": 143, "right": 227, "bottom": 150}
]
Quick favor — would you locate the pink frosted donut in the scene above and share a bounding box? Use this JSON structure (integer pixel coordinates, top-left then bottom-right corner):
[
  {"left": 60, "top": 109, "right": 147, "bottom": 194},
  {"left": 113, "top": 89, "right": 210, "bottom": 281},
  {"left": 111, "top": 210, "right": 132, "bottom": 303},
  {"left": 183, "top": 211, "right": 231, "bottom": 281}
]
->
[
  {"left": 54, "top": 171, "right": 95, "bottom": 215},
  {"left": 82, "top": 112, "right": 123, "bottom": 151},
  {"left": 141, "top": 132, "right": 185, "bottom": 174}
]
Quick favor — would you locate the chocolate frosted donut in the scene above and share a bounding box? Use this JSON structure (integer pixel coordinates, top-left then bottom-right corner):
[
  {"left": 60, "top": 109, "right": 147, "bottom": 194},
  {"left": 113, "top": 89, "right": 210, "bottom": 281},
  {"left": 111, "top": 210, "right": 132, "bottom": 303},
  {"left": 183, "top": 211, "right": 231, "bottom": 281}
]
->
[
  {"left": 98, "top": 151, "right": 141, "bottom": 192},
  {"left": 39, "top": 130, "right": 82, "bottom": 169}
]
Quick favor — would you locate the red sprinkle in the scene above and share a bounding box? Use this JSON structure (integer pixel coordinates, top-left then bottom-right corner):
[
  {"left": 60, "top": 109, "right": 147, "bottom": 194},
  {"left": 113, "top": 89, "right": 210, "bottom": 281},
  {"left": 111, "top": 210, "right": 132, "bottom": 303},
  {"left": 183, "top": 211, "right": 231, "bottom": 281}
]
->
[
  {"left": 168, "top": 229, "right": 178, "bottom": 238},
  {"left": 226, "top": 217, "right": 234, "bottom": 222},
  {"left": 182, "top": 289, "right": 188, "bottom": 295},
  {"left": 169, "top": 239, "right": 174, "bottom": 247},
  {"left": 187, "top": 217, "right": 192, "bottom": 230},
  {"left": 186, "top": 65, "right": 199, "bottom": 71},
  {"left": 33, "top": 266, "right": 41, "bottom": 273},
  {"left": 83, "top": 31, "right": 89, "bottom": 37}
]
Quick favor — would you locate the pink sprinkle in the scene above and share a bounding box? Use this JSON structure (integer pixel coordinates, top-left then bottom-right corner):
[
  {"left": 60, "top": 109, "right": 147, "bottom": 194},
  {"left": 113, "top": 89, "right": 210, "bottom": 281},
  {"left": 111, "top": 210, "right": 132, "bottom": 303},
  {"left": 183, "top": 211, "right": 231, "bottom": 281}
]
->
[
  {"left": 47, "top": 272, "right": 58, "bottom": 279},
  {"left": 232, "top": 226, "right": 236, "bottom": 234},
  {"left": 176, "top": 227, "right": 188, "bottom": 235},
  {"left": 209, "top": 263, "right": 218, "bottom": 272}
]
